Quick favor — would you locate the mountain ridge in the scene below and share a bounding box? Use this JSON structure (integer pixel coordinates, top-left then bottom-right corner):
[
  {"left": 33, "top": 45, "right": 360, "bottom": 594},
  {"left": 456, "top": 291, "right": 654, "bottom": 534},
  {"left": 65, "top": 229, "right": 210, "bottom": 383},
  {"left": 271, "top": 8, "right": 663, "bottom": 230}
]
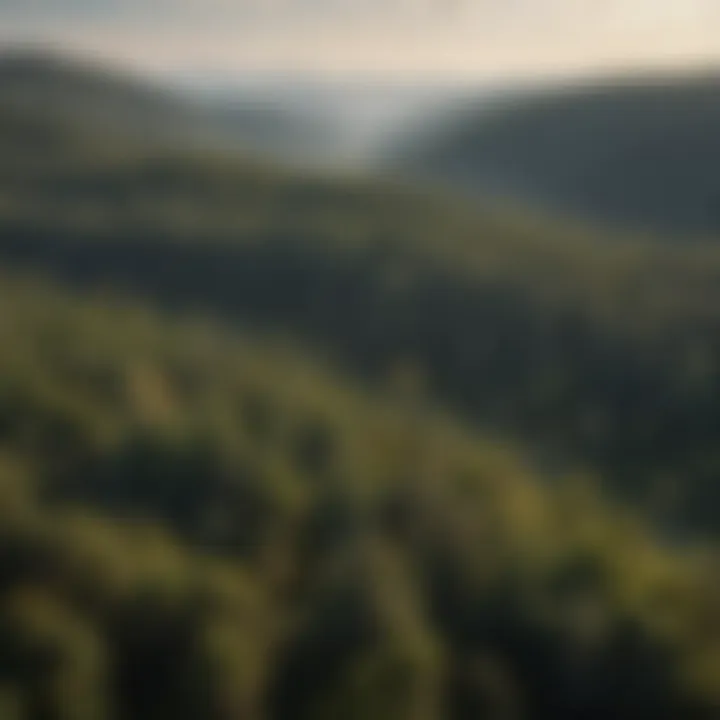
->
[{"left": 397, "top": 69, "right": 720, "bottom": 237}]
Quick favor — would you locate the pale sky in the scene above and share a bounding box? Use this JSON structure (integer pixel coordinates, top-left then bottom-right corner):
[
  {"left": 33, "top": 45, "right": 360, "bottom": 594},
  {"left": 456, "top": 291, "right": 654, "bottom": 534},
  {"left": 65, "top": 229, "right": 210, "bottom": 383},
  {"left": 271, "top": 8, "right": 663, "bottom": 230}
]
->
[{"left": 2, "top": 0, "right": 720, "bottom": 79}]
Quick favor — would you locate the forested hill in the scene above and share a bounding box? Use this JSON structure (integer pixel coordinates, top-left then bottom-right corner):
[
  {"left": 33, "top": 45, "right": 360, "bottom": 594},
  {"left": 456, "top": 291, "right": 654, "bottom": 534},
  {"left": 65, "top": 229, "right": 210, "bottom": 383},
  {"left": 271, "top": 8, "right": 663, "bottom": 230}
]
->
[
  {"left": 0, "top": 270, "right": 717, "bottom": 719},
  {"left": 5, "top": 101, "right": 720, "bottom": 533},
  {"left": 0, "top": 50, "right": 331, "bottom": 162},
  {"left": 0, "top": 51, "right": 199, "bottom": 143},
  {"left": 4, "top": 52, "right": 720, "bottom": 719},
  {"left": 396, "top": 72, "right": 720, "bottom": 237}
]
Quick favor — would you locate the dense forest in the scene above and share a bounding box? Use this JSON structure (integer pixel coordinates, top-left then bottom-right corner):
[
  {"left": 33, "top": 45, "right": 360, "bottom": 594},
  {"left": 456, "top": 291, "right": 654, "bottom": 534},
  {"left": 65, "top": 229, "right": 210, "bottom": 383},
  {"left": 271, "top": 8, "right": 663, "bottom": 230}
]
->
[
  {"left": 5, "top": 94, "right": 720, "bottom": 532},
  {"left": 0, "top": 272, "right": 720, "bottom": 719},
  {"left": 3, "top": 53, "right": 720, "bottom": 719},
  {"left": 396, "top": 72, "right": 720, "bottom": 236}
]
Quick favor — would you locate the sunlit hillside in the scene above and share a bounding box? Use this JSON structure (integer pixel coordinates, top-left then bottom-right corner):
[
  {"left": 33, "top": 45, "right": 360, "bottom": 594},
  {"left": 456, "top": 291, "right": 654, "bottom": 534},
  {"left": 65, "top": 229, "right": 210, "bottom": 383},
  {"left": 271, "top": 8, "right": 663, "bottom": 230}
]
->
[
  {"left": 4, "top": 64, "right": 720, "bottom": 533},
  {"left": 2, "top": 47, "right": 720, "bottom": 720}
]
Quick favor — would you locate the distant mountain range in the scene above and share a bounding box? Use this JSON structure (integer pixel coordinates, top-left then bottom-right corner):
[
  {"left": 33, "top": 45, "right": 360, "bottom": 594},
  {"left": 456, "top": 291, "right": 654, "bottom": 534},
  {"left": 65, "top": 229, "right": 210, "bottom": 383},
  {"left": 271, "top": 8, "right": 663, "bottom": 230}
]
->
[
  {"left": 0, "top": 50, "right": 488, "bottom": 169},
  {"left": 0, "top": 50, "right": 344, "bottom": 165},
  {"left": 397, "top": 72, "right": 720, "bottom": 238}
]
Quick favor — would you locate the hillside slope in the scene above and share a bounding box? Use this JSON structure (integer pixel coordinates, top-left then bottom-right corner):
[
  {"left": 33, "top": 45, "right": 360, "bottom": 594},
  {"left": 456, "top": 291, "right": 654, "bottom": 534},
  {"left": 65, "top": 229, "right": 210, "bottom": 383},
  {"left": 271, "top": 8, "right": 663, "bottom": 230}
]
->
[
  {"left": 0, "top": 271, "right": 716, "bottom": 719},
  {"left": 397, "top": 72, "right": 720, "bottom": 237},
  {"left": 4, "top": 55, "right": 720, "bottom": 719},
  {"left": 0, "top": 50, "right": 331, "bottom": 163},
  {"left": 5, "top": 99, "right": 720, "bottom": 534}
]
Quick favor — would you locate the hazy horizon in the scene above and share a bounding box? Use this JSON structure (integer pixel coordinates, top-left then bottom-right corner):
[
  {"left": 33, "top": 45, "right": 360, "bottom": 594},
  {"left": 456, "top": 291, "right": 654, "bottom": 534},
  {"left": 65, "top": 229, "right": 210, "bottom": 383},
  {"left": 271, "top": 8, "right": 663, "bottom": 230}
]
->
[{"left": 2, "top": 0, "right": 720, "bottom": 83}]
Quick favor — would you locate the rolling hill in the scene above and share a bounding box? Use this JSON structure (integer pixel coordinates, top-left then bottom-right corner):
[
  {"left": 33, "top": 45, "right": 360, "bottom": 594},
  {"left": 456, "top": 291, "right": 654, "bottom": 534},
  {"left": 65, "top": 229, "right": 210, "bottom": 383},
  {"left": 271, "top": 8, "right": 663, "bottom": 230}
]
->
[
  {"left": 0, "top": 269, "right": 714, "bottom": 720},
  {"left": 396, "top": 72, "right": 720, "bottom": 237},
  {"left": 0, "top": 50, "right": 335, "bottom": 164},
  {"left": 2, "top": 50, "right": 720, "bottom": 719},
  {"left": 5, "top": 66, "right": 720, "bottom": 535}
]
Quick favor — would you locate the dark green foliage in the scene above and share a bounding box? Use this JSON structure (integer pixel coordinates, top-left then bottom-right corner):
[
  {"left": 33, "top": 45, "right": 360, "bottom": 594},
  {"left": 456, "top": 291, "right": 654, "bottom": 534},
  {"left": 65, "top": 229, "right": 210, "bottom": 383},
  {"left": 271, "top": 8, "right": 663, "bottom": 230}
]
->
[
  {"left": 0, "top": 276, "right": 715, "bottom": 718},
  {"left": 397, "top": 72, "right": 720, "bottom": 237},
  {"left": 3, "top": 62, "right": 720, "bottom": 718},
  {"left": 4, "top": 134, "right": 720, "bottom": 531}
]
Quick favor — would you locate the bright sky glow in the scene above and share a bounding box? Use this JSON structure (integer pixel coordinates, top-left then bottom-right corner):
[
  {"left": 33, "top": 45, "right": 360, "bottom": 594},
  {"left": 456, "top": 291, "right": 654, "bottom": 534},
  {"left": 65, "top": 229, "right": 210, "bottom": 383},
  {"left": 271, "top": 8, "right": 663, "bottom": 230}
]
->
[{"left": 1, "top": 0, "right": 719, "bottom": 79}]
